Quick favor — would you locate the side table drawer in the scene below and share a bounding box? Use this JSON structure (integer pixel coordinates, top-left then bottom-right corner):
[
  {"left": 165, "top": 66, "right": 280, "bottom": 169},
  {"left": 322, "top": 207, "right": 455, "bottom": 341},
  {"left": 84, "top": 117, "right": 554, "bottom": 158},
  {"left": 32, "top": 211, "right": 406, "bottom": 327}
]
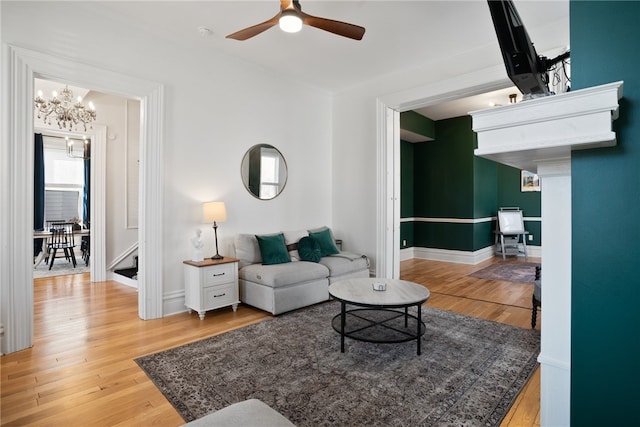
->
[
  {"left": 202, "top": 263, "right": 236, "bottom": 286},
  {"left": 204, "top": 283, "right": 236, "bottom": 308}
]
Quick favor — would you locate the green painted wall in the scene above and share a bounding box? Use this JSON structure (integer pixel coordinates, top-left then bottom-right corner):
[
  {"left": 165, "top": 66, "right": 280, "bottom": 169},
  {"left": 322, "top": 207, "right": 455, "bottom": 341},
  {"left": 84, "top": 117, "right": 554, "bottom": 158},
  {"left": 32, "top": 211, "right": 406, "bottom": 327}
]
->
[
  {"left": 570, "top": 1, "right": 640, "bottom": 423},
  {"left": 400, "top": 110, "right": 435, "bottom": 139},
  {"left": 413, "top": 116, "right": 477, "bottom": 250},
  {"left": 400, "top": 113, "right": 542, "bottom": 252},
  {"left": 400, "top": 139, "right": 415, "bottom": 249}
]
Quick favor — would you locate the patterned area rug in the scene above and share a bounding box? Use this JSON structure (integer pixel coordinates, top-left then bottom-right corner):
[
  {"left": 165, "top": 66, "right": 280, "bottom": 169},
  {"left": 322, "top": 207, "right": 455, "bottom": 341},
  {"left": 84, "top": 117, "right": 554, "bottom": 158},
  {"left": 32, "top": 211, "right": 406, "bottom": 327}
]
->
[
  {"left": 136, "top": 301, "right": 540, "bottom": 426},
  {"left": 469, "top": 262, "right": 540, "bottom": 283},
  {"left": 33, "top": 259, "right": 89, "bottom": 278}
]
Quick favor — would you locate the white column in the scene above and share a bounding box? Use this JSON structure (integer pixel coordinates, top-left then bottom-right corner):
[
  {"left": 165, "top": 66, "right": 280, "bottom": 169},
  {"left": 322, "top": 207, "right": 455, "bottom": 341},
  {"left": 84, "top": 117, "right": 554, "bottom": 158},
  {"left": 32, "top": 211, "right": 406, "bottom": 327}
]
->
[{"left": 537, "top": 159, "right": 572, "bottom": 426}]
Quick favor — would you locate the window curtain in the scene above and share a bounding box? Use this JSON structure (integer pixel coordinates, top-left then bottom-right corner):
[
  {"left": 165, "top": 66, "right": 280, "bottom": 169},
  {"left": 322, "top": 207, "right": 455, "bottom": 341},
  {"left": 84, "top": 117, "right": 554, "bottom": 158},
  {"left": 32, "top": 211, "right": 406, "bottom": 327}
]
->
[
  {"left": 83, "top": 142, "right": 91, "bottom": 227},
  {"left": 34, "top": 133, "right": 45, "bottom": 256}
]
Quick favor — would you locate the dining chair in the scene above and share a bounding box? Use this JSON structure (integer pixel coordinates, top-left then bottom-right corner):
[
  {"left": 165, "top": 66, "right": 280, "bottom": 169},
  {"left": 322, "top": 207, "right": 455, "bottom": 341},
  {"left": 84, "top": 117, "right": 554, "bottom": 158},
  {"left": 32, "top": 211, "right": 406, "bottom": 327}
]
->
[
  {"left": 43, "top": 220, "right": 66, "bottom": 264},
  {"left": 47, "top": 223, "right": 77, "bottom": 270}
]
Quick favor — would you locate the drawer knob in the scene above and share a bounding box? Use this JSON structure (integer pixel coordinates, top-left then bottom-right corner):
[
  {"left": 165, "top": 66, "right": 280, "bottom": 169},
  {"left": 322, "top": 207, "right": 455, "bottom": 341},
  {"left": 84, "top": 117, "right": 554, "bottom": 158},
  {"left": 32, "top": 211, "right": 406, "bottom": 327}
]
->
[
  {"left": 212, "top": 272, "right": 225, "bottom": 277},
  {"left": 213, "top": 293, "right": 226, "bottom": 298}
]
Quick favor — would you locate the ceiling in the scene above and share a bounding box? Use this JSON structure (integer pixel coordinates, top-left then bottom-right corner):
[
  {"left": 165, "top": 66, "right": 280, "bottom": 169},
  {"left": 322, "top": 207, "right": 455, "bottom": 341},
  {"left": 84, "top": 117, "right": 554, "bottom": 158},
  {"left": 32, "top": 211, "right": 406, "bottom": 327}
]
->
[{"left": 35, "top": 1, "right": 569, "bottom": 121}]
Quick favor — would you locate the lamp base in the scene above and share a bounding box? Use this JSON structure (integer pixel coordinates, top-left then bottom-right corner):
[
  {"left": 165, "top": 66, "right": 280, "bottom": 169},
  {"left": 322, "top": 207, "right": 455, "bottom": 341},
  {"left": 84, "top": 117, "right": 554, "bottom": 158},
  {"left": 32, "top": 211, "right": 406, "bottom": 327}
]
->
[{"left": 211, "top": 254, "right": 224, "bottom": 260}]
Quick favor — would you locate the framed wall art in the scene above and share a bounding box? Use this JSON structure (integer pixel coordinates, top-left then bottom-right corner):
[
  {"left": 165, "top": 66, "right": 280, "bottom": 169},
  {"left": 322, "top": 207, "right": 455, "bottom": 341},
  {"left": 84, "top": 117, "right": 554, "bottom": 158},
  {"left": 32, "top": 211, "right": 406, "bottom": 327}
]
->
[{"left": 521, "top": 170, "right": 541, "bottom": 192}]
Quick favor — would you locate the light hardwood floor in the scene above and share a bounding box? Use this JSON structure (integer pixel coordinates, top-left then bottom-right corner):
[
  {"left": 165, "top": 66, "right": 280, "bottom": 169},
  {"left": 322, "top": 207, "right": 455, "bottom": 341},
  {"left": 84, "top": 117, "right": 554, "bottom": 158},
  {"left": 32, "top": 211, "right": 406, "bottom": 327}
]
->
[{"left": 1, "top": 257, "right": 540, "bottom": 426}]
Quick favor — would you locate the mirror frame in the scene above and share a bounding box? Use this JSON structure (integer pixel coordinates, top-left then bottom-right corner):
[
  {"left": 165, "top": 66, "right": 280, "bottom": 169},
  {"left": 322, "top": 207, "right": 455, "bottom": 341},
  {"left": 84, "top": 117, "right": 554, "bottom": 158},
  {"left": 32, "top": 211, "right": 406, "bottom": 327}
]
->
[{"left": 240, "top": 144, "right": 288, "bottom": 200}]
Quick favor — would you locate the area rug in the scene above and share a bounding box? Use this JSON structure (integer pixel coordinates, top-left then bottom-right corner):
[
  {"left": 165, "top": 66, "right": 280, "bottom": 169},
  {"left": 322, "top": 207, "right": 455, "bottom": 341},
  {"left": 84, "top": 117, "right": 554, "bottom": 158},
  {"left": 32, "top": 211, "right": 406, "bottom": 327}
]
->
[
  {"left": 469, "top": 262, "right": 540, "bottom": 283},
  {"left": 33, "top": 260, "right": 89, "bottom": 278},
  {"left": 136, "top": 301, "right": 540, "bottom": 426}
]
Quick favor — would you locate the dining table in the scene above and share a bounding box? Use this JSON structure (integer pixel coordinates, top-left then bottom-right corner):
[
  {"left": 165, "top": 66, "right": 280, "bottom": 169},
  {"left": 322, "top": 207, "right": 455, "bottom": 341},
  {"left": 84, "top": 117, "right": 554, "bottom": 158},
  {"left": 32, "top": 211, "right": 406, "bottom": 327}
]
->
[{"left": 33, "top": 228, "right": 90, "bottom": 269}]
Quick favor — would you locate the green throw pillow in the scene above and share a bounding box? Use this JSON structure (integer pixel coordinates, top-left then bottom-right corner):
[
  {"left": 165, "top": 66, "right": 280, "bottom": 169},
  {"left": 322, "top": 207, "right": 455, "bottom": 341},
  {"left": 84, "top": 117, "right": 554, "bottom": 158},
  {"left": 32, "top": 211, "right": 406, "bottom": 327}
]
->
[
  {"left": 308, "top": 228, "right": 340, "bottom": 257},
  {"left": 255, "top": 233, "right": 291, "bottom": 265},
  {"left": 298, "top": 236, "right": 322, "bottom": 263}
]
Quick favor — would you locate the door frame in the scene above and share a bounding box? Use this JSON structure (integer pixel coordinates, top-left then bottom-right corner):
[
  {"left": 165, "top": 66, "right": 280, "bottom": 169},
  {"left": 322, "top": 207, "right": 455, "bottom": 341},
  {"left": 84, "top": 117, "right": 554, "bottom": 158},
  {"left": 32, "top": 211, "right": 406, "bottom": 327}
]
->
[
  {"left": 1, "top": 45, "right": 165, "bottom": 354},
  {"left": 375, "top": 65, "right": 510, "bottom": 277}
]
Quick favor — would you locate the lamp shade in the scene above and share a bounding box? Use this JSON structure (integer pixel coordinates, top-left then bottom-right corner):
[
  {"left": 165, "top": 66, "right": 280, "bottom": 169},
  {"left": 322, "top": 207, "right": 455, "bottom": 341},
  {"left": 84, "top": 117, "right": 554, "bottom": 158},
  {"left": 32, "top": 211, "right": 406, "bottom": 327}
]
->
[{"left": 203, "top": 201, "right": 227, "bottom": 223}]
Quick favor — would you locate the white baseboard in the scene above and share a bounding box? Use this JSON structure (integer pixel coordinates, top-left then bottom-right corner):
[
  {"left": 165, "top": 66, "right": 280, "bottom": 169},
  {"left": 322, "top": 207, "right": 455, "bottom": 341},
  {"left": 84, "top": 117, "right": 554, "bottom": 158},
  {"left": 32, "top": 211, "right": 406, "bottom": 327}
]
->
[
  {"left": 109, "top": 271, "right": 138, "bottom": 289},
  {"left": 163, "top": 289, "right": 187, "bottom": 317},
  {"left": 401, "top": 245, "right": 541, "bottom": 265}
]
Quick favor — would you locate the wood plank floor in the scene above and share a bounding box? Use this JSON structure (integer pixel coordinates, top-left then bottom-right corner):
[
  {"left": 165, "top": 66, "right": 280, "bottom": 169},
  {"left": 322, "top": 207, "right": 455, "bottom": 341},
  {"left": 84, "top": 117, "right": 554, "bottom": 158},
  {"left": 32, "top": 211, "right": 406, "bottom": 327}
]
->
[{"left": 1, "top": 257, "right": 540, "bottom": 426}]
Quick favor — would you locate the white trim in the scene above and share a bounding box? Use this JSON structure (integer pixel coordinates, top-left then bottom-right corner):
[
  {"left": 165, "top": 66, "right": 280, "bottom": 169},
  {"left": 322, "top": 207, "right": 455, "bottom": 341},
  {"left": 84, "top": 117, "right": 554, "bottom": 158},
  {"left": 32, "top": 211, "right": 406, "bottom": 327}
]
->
[
  {"left": 163, "top": 289, "right": 188, "bottom": 317},
  {"left": 400, "top": 216, "right": 541, "bottom": 224},
  {"left": 1, "top": 45, "right": 164, "bottom": 354},
  {"left": 406, "top": 246, "right": 495, "bottom": 265},
  {"left": 106, "top": 242, "right": 139, "bottom": 271},
  {"left": 538, "top": 353, "right": 571, "bottom": 371},
  {"left": 401, "top": 245, "right": 541, "bottom": 264},
  {"left": 376, "top": 64, "right": 512, "bottom": 279},
  {"left": 109, "top": 271, "right": 138, "bottom": 289},
  {"left": 402, "top": 216, "right": 493, "bottom": 224}
]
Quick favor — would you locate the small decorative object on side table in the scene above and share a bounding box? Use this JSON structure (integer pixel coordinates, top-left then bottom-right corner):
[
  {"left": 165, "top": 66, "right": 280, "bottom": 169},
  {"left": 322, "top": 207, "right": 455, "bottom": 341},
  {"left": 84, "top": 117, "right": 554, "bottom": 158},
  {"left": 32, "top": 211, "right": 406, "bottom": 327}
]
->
[{"left": 183, "top": 257, "right": 239, "bottom": 320}]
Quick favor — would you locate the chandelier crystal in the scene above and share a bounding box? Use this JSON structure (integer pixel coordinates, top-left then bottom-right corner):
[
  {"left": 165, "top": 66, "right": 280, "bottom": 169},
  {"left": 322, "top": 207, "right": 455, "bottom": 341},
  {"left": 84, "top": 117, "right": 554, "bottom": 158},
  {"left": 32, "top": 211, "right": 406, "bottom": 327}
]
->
[{"left": 34, "top": 86, "right": 96, "bottom": 131}]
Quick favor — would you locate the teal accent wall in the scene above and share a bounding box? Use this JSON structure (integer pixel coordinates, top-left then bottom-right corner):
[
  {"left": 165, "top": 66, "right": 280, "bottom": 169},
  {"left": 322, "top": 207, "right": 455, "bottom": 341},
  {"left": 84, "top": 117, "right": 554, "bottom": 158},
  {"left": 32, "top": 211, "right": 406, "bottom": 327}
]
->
[
  {"left": 400, "top": 139, "right": 414, "bottom": 249},
  {"left": 400, "top": 110, "right": 435, "bottom": 139},
  {"left": 570, "top": 1, "right": 640, "bottom": 423},
  {"left": 413, "top": 116, "right": 477, "bottom": 250},
  {"left": 400, "top": 114, "right": 542, "bottom": 252}
]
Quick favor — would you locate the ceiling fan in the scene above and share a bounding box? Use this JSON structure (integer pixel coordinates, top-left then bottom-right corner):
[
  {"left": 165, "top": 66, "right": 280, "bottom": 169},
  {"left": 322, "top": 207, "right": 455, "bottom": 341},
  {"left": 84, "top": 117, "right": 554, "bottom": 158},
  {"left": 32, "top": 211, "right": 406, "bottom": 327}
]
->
[{"left": 226, "top": 0, "right": 366, "bottom": 41}]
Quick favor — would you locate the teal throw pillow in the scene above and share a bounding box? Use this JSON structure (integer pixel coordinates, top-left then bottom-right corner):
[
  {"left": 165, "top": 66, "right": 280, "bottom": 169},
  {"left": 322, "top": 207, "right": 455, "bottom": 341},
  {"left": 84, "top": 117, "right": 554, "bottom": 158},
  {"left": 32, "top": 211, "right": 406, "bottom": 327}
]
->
[
  {"left": 298, "top": 236, "right": 322, "bottom": 263},
  {"left": 309, "top": 228, "right": 340, "bottom": 257},
  {"left": 255, "top": 233, "right": 291, "bottom": 265}
]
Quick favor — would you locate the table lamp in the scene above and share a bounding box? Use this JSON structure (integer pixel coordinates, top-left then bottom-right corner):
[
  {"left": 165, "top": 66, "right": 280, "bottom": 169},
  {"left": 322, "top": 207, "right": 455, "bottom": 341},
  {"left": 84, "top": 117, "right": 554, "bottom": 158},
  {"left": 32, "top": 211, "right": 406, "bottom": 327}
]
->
[{"left": 202, "top": 201, "right": 227, "bottom": 260}]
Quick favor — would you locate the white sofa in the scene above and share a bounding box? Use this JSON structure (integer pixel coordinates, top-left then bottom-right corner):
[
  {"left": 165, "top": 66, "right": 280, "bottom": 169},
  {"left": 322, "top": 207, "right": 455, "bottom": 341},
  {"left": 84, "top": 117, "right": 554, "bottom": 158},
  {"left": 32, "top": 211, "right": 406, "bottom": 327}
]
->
[
  {"left": 234, "top": 228, "right": 369, "bottom": 315},
  {"left": 182, "top": 399, "right": 295, "bottom": 426}
]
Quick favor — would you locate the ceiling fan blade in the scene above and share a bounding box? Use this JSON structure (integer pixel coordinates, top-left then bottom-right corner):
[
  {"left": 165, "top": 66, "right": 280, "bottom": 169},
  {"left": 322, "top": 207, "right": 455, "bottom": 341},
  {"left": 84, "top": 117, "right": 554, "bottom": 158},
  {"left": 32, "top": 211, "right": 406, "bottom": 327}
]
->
[
  {"left": 226, "top": 14, "right": 280, "bottom": 41},
  {"left": 301, "top": 13, "right": 365, "bottom": 40}
]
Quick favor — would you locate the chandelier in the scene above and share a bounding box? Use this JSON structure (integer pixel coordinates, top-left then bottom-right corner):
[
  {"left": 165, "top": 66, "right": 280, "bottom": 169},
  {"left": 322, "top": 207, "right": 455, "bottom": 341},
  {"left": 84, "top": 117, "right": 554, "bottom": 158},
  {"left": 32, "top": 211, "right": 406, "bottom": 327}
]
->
[{"left": 34, "top": 86, "right": 96, "bottom": 131}]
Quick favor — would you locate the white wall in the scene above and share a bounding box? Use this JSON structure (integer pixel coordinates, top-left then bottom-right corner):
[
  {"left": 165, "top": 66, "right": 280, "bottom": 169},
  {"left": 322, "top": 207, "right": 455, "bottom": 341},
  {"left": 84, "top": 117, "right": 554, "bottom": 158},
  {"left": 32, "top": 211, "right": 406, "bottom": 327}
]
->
[
  {"left": 82, "top": 91, "right": 140, "bottom": 269},
  {"left": 2, "top": 2, "right": 333, "bottom": 307}
]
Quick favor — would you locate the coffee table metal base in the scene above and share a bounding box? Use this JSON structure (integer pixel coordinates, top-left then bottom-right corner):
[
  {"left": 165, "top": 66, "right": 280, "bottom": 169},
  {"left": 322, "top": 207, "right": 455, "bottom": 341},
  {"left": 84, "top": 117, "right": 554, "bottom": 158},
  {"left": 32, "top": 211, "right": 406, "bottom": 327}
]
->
[{"left": 332, "top": 303, "right": 426, "bottom": 355}]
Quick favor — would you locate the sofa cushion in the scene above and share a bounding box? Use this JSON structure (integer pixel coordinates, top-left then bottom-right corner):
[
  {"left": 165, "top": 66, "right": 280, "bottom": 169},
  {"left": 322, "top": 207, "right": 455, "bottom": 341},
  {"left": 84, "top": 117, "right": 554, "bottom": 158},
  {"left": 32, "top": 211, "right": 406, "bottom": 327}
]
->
[
  {"left": 256, "top": 233, "right": 291, "bottom": 265},
  {"left": 240, "top": 261, "right": 329, "bottom": 288},
  {"left": 235, "top": 234, "right": 262, "bottom": 268},
  {"left": 319, "top": 252, "right": 369, "bottom": 277},
  {"left": 298, "top": 236, "right": 322, "bottom": 262},
  {"left": 283, "top": 229, "right": 308, "bottom": 261},
  {"left": 308, "top": 227, "right": 339, "bottom": 257},
  {"left": 181, "top": 399, "right": 295, "bottom": 427}
]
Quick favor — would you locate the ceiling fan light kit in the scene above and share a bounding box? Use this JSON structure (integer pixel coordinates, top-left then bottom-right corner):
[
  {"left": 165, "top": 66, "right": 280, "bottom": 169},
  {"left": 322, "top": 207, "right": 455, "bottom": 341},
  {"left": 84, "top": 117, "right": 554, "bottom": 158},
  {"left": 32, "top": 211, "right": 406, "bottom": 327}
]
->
[
  {"left": 226, "top": 0, "right": 365, "bottom": 41},
  {"left": 279, "top": 10, "right": 302, "bottom": 33}
]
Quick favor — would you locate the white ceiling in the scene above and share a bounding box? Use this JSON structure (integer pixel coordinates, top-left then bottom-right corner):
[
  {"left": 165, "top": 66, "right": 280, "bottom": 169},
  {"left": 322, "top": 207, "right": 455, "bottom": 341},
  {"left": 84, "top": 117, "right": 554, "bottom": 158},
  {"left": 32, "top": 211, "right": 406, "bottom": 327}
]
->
[{"left": 35, "top": 1, "right": 569, "bottom": 121}]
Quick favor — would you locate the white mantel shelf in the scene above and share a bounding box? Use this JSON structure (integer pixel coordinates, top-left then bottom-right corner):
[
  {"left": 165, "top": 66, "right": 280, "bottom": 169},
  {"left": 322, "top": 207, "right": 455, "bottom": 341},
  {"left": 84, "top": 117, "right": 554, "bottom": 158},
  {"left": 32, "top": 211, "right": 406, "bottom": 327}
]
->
[
  {"left": 471, "top": 81, "right": 623, "bottom": 172},
  {"left": 470, "top": 80, "right": 623, "bottom": 427}
]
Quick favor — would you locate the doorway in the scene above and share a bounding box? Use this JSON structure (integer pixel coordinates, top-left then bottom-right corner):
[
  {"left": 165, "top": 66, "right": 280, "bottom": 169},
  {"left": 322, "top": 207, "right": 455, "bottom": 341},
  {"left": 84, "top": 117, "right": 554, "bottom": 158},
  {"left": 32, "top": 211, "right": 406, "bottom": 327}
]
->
[
  {"left": 33, "top": 132, "right": 92, "bottom": 278},
  {"left": 1, "top": 45, "right": 164, "bottom": 355},
  {"left": 376, "top": 68, "right": 513, "bottom": 278}
]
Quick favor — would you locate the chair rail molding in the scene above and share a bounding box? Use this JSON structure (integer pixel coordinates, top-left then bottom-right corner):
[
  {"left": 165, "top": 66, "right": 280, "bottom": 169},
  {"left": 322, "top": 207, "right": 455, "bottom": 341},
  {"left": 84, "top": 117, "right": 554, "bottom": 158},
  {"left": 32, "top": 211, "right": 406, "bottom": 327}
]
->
[{"left": 470, "top": 81, "right": 624, "bottom": 427}]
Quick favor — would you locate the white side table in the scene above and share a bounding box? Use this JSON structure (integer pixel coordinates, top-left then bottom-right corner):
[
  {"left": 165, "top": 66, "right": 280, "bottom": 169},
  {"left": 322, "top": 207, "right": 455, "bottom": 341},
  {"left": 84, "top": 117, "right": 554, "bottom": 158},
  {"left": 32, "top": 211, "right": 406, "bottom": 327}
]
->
[{"left": 183, "top": 257, "right": 239, "bottom": 319}]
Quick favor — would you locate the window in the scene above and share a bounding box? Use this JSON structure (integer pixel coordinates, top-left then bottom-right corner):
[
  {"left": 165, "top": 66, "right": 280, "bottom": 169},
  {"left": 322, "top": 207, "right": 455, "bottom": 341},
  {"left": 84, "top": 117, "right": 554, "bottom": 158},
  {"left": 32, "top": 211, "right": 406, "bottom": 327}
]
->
[
  {"left": 43, "top": 136, "right": 85, "bottom": 223},
  {"left": 259, "top": 148, "right": 281, "bottom": 199}
]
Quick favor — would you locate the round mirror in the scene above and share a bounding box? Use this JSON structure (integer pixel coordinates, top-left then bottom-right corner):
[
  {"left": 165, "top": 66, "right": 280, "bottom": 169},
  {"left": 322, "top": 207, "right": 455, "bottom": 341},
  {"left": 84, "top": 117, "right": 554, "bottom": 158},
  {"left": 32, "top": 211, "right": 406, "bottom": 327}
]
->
[{"left": 241, "top": 144, "right": 288, "bottom": 200}]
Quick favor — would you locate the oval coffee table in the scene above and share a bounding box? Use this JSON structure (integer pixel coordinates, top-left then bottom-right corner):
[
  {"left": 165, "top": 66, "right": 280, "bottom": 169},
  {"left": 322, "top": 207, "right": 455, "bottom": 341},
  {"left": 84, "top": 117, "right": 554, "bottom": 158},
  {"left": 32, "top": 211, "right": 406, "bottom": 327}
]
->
[{"left": 328, "top": 278, "right": 430, "bottom": 355}]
